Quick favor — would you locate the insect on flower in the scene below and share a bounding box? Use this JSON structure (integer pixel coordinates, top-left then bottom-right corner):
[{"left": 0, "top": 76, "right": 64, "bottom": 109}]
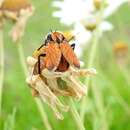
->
[
  {"left": 33, "top": 31, "right": 80, "bottom": 74},
  {"left": 26, "top": 31, "right": 97, "bottom": 119}
]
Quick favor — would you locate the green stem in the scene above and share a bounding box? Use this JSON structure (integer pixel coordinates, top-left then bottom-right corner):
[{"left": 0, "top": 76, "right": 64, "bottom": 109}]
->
[
  {"left": 17, "top": 43, "right": 28, "bottom": 75},
  {"left": 91, "top": 81, "right": 108, "bottom": 130},
  {"left": 0, "top": 28, "right": 4, "bottom": 115},
  {"left": 4, "top": 107, "right": 17, "bottom": 130},
  {"left": 80, "top": 30, "right": 99, "bottom": 121},
  {"left": 80, "top": 1, "right": 108, "bottom": 127},
  {"left": 35, "top": 98, "right": 52, "bottom": 130},
  {"left": 17, "top": 43, "right": 52, "bottom": 130},
  {"left": 68, "top": 98, "right": 85, "bottom": 130}
]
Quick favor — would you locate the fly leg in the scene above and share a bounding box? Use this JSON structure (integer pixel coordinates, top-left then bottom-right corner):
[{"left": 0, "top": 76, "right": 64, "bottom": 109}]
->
[
  {"left": 71, "top": 43, "right": 75, "bottom": 50},
  {"left": 37, "top": 44, "right": 44, "bottom": 50},
  {"left": 38, "top": 54, "right": 46, "bottom": 74}
]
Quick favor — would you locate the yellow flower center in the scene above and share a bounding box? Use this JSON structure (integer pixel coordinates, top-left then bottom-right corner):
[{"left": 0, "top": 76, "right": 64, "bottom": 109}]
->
[{"left": 85, "top": 23, "right": 97, "bottom": 31}]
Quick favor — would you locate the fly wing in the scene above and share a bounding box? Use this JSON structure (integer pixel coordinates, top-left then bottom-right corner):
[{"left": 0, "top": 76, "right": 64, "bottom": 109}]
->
[
  {"left": 56, "top": 55, "right": 69, "bottom": 72},
  {"left": 44, "top": 43, "right": 61, "bottom": 70},
  {"left": 60, "top": 42, "right": 80, "bottom": 68}
]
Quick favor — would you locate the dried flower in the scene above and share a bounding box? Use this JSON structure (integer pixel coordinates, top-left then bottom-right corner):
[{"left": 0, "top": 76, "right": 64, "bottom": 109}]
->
[
  {"left": 0, "top": 0, "right": 34, "bottom": 42},
  {"left": 26, "top": 56, "right": 96, "bottom": 119}
]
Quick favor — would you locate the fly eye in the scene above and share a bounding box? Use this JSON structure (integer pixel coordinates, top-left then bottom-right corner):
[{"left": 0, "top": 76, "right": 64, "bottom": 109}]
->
[
  {"left": 56, "top": 35, "right": 65, "bottom": 43},
  {"left": 45, "top": 39, "right": 48, "bottom": 45},
  {"left": 47, "top": 34, "right": 53, "bottom": 41},
  {"left": 62, "top": 36, "right": 65, "bottom": 41},
  {"left": 56, "top": 38, "right": 60, "bottom": 43}
]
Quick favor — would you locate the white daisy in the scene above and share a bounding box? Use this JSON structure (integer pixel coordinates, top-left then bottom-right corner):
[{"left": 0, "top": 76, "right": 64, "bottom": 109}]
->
[
  {"left": 53, "top": 0, "right": 95, "bottom": 25},
  {"left": 52, "top": 0, "right": 127, "bottom": 56},
  {"left": 53, "top": 0, "right": 127, "bottom": 25}
]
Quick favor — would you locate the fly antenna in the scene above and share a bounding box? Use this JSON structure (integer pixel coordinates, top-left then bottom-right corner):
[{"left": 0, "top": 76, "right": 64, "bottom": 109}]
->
[
  {"left": 50, "top": 29, "right": 53, "bottom": 33},
  {"left": 55, "top": 29, "right": 57, "bottom": 32}
]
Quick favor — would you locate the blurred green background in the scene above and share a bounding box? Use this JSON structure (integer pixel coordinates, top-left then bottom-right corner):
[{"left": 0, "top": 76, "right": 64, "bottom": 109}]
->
[{"left": 1, "top": 0, "right": 130, "bottom": 130}]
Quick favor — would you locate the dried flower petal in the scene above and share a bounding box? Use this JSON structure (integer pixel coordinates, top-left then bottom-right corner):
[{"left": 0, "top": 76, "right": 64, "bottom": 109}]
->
[
  {"left": 26, "top": 56, "right": 96, "bottom": 119},
  {"left": 46, "top": 78, "right": 71, "bottom": 96},
  {"left": 0, "top": 0, "right": 4, "bottom": 7},
  {"left": 27, "top": 74, "right": 69, "bottom": 120},
  {"left": 9, "top": 7, "right": 34, "bottom": 42},
  {"left": 27, "top": 56, "right": 37, "bottom": 66}
]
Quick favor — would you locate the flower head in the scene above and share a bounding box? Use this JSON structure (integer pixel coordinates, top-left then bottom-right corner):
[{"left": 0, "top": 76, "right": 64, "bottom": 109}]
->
[
  {"left": 0, "top": 0, "right": 32, "bottom": 21},
  {"left": 113, "top": 41, "right": 128, "bottom": 56},
  {"left": 113, "top": 41, "right": 128, "bottom": 65},
  {"left": 0, "top": 0, "right": 34, "bottom": 42}
]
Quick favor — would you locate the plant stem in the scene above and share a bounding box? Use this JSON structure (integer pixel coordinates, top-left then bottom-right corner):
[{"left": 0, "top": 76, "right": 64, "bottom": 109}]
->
[
  {"left": 91, "top": 80, "right": 108, "bottom": 130},
  {"left": 17, "top": 42, "right": 52, "bottom": 130},
  {"left": 80, "top": 0, "right": 107, "bottom": 125},
  {"left": 68, "top": 98, "right": 85, "bottom": 130},
  {"left": 17, "top": 43, "right": 28, "bottom": 75},
  {"left": 80, "top": 30, "right": 99, "bottom": 121},
  {"left": 0, "top": 28, "right": 4, "bottom": 115},
  {"left": 4, "top": 107, "right": 17, "bottom": 130},
  {"left": 35, "top": 98, "right": 52, "bottom": 130}
]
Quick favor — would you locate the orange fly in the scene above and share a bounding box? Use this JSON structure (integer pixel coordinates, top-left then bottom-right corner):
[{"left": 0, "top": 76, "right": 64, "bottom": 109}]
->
[{"left": 33, "top": 31, "right": 80, "bottom": 75}]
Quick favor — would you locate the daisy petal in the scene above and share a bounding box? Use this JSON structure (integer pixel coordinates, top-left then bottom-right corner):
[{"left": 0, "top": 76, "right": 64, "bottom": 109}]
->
[
  {"left": 104, "top": 0, "right": 128, "bottom": 18},
  {"left": 99, "top": 21, "right": 114, "bottom": 31}
]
